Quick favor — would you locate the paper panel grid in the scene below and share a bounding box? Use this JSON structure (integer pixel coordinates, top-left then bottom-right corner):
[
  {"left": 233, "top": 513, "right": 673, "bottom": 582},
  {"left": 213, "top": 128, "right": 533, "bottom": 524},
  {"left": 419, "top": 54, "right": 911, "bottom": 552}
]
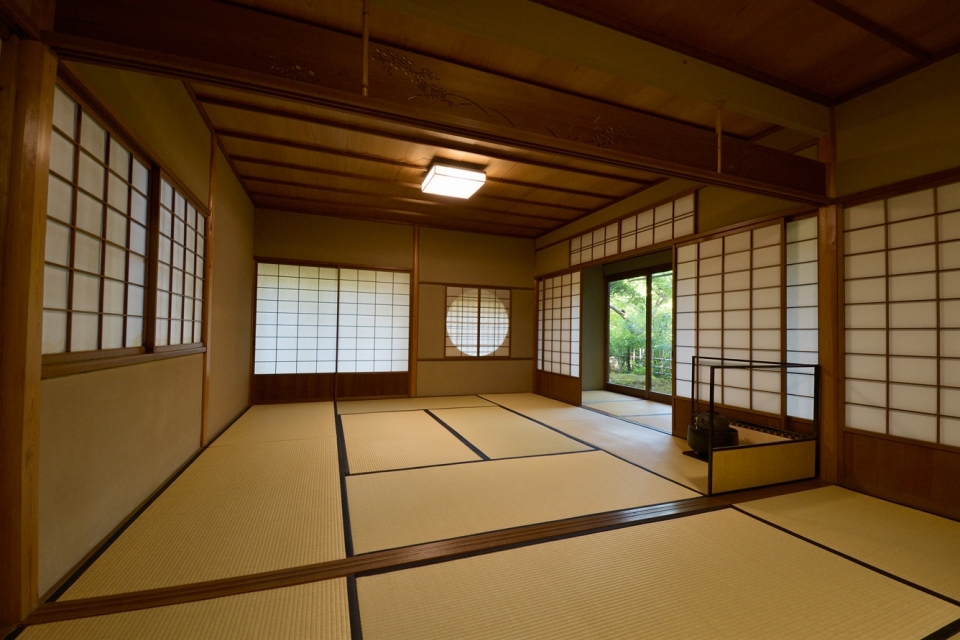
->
[
  {"left": 445, "top": 287, "right": 511, "bottom": 357},
  {"left": 537, "top": 272, "right": 580, "bottom": 377},
  {"left": 43, "top": 85, "right": 150, "bottom": 355},
  {"left": 843, "top": 183, "right": 960, "bottom": 445},
  {"left": 337, "top": 269, "right": 410, "bottom": 373},
  {"left": 155, "top": 180, "right": 205, "bottom": 347},
  {"left": 786, "top": 218, "right": 819, "bottom": 420}
]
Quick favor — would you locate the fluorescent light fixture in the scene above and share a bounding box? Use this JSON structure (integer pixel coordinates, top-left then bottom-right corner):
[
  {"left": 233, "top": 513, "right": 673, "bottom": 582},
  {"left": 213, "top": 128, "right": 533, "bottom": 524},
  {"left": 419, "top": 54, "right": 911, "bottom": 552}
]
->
[{"left": 421, "top": 164, "right": 486, "bottom": 199}]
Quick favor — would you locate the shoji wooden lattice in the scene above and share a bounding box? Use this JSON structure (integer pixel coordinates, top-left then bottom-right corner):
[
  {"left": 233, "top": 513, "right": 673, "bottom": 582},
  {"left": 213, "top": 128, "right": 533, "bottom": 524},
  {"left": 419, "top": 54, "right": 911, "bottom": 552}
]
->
[
  {"left": 537, "top": 272, "right": 581, "bottom": 377},
  {"left": 445, "top": 287, "right": 511, "bottom": 357},
  {"left": 43, "top": 86, "right": 150, "bottom": 354},
  {"left": 570, "top": 194, "right": 695, "bottom": 266},
  {"left": 155, "top": 180, "right": 206, "bottom": 347},
  {"left": 253, "top": 264, "right": 410, "bottom": 375},
  {"left": 675, "top": 221, "right": 814, "bottom": 417},
  {"left": 844, "top": 181, "right": 960, "bottom": 446}
]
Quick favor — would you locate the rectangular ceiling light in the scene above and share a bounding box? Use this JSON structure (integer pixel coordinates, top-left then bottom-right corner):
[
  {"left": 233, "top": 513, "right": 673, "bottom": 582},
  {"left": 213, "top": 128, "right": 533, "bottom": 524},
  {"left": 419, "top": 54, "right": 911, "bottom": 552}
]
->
[{"left": 421, "top": 164, "right": 486, "bottom": 199}]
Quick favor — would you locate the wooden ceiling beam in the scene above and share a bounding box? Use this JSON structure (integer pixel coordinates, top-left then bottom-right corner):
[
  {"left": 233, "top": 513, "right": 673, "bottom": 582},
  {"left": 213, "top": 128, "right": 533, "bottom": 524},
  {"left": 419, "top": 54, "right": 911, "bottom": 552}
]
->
[
  {"left": 805, "top": 0, "right": 931, "bottom": 62},
  {"left": 217, "top": 128, "right": 639, "bottom": 185},
  {"left": 194, "top": 93, "right": 646, "bottom": 184},
  {"left": 49, "top": 0, "right": 829, "bottom": 203},
  {"left": 241, "top": 175, "right": 577, "bottom": 222},
  {"left": 231, "top": 155, "right": 618, "bottom": 201},
  {"left": 250, "top": 195, "right": 544, "bottom": 236},
  {"left": 248, "top": 192, "right": 557, "bottom": 230}
]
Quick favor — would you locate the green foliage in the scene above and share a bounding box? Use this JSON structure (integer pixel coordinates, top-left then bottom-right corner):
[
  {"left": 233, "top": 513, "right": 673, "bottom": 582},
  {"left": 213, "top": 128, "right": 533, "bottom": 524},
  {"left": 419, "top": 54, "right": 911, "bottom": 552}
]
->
[{"left": 608, "top": 272, "right": 673, "bottom": 388}]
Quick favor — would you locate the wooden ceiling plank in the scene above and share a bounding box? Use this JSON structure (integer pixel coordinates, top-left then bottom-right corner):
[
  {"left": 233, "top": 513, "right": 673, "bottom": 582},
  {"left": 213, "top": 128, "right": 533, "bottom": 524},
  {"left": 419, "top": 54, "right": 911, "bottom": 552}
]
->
[
  {"left": 251, "top": 193, "right": 548, "bottom": 234},
  {"left": 49, "top": 0, "right": 828, "bottom": 202},
  {"left": 805, "top": 0, "right": 931, "bottom": 62},
  {"left": 195, "top": 93, "right": 648, "bottom": 184},
  {"left": 241, "top": 175, "right": 577, "bottom": 222},
  {"left": 231, "top": 154, "right": 614, "bottom": 205}
]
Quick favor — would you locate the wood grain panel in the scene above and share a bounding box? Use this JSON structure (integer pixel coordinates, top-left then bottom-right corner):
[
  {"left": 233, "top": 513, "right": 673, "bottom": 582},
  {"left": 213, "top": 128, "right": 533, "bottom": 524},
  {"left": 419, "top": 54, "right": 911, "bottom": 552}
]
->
[
  {"left": 249, "top": 373, "right": 335, "bottom": 404},
  {"left": 0, "top": 37, "right": 57, "bottom": 626},
  {"left": 336, "top": 372, "right": 408, "bottom": 400},
  {"left": 536, "top": 370, "right": 581, "bottom": 406},
  {"left": 842, "top": 429, "right": 960, "bottom": 521}
]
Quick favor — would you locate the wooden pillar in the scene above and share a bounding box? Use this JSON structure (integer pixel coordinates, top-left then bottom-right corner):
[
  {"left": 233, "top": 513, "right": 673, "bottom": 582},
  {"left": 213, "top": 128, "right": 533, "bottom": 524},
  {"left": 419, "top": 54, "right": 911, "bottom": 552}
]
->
[
  {"left": 0, "top": 37, "right": 57, "bottom": 627},
  {"left": 817, "top": 110, "right": 841, "bottom": 483},
  {"left": 200, "top": 136, "right": 216, "bottom": 445},
  {"left": 409, "top": 225, "right": 419, "bottom": 397}
]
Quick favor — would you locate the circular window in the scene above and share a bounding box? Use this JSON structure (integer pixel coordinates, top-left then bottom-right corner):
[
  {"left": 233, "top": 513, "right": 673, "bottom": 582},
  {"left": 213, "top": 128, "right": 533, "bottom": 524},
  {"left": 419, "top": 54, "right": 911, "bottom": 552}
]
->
[{"left": 446, "top": 288, "right": 509, "bottom": 356}]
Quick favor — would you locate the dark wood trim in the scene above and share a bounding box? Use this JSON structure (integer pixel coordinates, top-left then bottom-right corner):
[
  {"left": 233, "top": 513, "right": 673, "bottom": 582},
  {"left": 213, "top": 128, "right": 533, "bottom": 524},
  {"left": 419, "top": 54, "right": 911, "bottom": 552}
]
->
[
  {"left": 748, "top": 125, "right": 786, "bottom": 143},
  {"left": 418, "top": 281, "right": 535, "bottom": 291},
  {"left": 0, "top": 37, "right": 56, "bottom": 627},
  {"left": 410, "top": 226, "right": 419, "bottom": 397},
  {"left": 250, "top": 372, "right": 336, "bottom": 404},
  {"left": 195, "top": 93, "right": 648, "bottom": 186},
  {"left": 42, "top": 346, "right": 144, "bottom": 366},
  {"left": 0, "top": 0, "right": 42, "bottom": 40},
  {"left": 840, "top": 164, "right": 960, "bottom": 208},
  {"left": 21, "top": 478, "right": 826, "bottom": 626},
  {"left": 843, "top": 427, "right": 960, "bottom": 455},
  {"left": 527, "top": 0, "right": 834, "bottom": 106},
  {"left": 200, "top": 132, "right": 216, "bottom": 446},
  {"left": 805, "top": 0, "right": 930, "bottom": 62},
  {"left": 417, "top": 357, "right": 534, "bottom": 363},
  {"left": 41, "top": 346, "right": 207, "bottom": 379},
  {"left": 537, "top": 369, "right": 582, "bottom": 406}
]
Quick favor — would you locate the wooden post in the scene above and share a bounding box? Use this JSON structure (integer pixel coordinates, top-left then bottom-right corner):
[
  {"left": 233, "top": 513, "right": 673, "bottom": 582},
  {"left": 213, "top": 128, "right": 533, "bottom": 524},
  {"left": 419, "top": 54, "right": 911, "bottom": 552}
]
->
[
  {"left": 817, "top": 108, "right": 840, "bottom": 483},
  {"left": 409, "top": 225, "right": 419, "bottom": 397},
  {"left": 0, "top": 37, "right": 57, "bottom": 627},
  {"left": 200, "top": 135, "right": 216, "bottom": 445}
]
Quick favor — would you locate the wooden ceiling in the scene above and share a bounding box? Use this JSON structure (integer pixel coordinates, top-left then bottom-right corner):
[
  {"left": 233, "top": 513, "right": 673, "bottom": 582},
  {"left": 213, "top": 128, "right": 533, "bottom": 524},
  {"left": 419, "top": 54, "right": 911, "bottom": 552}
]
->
[
  {"left": 190, "top": 82, "right": 664, "bottom": 238},
  {"left": 57, "top": 0, "right": 912, "bottom": 237},
  {"left": 532, "top": 0, "right": 960, "bottom": 103}
]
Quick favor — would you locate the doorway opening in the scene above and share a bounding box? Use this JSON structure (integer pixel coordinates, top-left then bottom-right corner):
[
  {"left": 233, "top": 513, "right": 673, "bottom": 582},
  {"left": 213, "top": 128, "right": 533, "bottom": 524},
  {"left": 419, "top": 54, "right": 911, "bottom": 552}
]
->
[{"left": 605, "top": 267, "right": 673, "bottom": 403}]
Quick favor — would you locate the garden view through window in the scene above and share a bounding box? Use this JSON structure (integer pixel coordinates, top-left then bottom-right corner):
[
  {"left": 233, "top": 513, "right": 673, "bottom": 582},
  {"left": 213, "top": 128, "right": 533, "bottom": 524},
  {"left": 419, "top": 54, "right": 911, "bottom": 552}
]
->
[{"left": 607, "top": 270, "right": 673, "bottom": 397}]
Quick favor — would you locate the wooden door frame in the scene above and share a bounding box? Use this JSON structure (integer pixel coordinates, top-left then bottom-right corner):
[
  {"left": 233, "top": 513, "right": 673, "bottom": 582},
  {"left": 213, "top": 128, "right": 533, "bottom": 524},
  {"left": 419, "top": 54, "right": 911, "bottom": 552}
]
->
[{"left": 603, "top": 264, "right": 673, "bottom": 403}]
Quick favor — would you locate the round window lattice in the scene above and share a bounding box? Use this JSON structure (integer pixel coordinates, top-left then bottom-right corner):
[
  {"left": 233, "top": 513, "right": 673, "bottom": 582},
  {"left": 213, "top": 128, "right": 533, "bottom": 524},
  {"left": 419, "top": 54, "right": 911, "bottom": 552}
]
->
[{"left": 446, "top": 288, "right": 508, "bottom": 356}]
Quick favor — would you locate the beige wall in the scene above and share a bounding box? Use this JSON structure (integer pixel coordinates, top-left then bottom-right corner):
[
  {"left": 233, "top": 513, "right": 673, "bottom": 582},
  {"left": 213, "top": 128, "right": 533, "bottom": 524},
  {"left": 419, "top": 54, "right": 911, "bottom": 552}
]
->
[
  {"left": 254, "top": 210, "right": 414, "bottom": 269},
  {"left": 836, "top": 52, "right": 960, "bottom": 196},
  {"left": 67, "top": 63, "right": 211, "bottom": 206},
  {"left": 419, "top": 227, "right": 534, "bottom": 288},
  {"left": 208, "top": 149, "right": 255, "bottom": 437},
  {"left": 580, "top": 266, "right": 605, "bottom": 390},
  {"left": 697, "top": 186, "right": 800, "bottom": 233},
  {"left": 39, "top": 355, "right": 203, "bottom": 595},
  {"left": 417, "top": 228, "right": 535, "bottom": 396}
]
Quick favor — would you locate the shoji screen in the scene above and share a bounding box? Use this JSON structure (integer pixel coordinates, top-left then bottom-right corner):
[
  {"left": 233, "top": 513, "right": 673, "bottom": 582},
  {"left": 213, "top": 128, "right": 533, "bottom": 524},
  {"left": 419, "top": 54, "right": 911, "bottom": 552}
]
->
[
  {"left": 675, "top": 222, "right": 810, "bottom": 417},
  {"left": 786, "top": 218, "right": 819, "bottom": 419},
  {"left": 537, "top": 272, "right": 580, "bottom": 377},
  {"left": 844, "top": 182, "right": 960, "bottom": 446}
]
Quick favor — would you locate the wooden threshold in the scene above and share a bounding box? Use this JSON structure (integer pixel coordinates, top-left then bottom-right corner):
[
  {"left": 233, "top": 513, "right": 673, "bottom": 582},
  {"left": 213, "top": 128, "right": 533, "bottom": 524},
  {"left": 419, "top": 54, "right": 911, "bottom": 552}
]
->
[{"left": 22, "top": 478, "right": 826, "bottom": 626}]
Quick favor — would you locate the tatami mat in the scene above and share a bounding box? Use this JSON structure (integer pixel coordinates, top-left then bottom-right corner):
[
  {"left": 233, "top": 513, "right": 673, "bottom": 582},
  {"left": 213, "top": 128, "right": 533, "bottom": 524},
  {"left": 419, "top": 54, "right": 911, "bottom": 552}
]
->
[
  {"left": 587, "top": 399, "right": 672, "bottom": 416},
  {"left": 741, "top": 485, "right": 960, "bottom": 602},
  {"left": 342, "top": 411, "right": 480, "bottom": 474},
  {"left": 23, "top": 580, "right": 349, "bottom": 640},
  {"left": 431, "top": 406, "right": 590, "bottom": 459},
  {"left": 212, "top": 403, "right": 325, "bottom": 446},
  {"left": 336, "top": 395, "right": 493, "bottom": 415},
  {"left": 346, "top": 450, "right": 698, "bottom": 553},
  {"left": 581, "top": 389, "right": 633, "bottom": 403},
  {"left": 62, "top": 403, "right": 344, "bottom": 599},
  {"left": 358, "top": 509, "right": 960, "bottom": 640}
]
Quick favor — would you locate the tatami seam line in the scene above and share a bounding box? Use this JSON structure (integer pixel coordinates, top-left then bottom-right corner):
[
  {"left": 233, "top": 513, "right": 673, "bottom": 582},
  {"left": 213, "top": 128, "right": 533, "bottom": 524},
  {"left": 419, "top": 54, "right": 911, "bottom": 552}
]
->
[{"left": 731, "top": 506, "right": 960, "bottom": 608}]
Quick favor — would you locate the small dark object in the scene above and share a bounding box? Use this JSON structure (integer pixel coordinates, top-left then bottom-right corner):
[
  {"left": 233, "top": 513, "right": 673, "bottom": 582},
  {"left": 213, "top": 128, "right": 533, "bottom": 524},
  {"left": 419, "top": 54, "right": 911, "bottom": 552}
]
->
[{"left": 687, "top": 411, "right": 738, "bottom": 454}]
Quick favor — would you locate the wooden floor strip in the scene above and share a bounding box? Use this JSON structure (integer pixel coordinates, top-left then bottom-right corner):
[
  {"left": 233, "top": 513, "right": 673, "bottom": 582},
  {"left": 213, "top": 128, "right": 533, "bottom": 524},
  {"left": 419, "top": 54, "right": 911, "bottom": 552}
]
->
[{"left": 21, "top": 480, "right": 824, "bottom": 626}]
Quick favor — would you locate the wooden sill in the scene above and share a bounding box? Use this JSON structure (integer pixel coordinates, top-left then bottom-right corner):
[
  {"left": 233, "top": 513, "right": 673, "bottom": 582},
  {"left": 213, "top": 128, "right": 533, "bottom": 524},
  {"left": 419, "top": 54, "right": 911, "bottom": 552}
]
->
[{"left": 42, "top": 346, "right": 206, "bottom": 379}]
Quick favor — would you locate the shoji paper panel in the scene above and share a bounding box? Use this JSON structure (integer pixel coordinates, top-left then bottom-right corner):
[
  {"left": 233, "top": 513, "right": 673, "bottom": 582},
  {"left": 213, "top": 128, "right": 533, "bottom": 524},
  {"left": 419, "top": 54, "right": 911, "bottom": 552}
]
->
[
  {"left": 843, "top": 182, "right": 960, "bottom": 445},
  {"left": 676, "top": 221, "right": 800, "bottom": 418},
  {"left": 786, "top": 218, "right": 819, "bottom": 419},
  {"left": 537, "top": 272, "right": 581, "bottom": 377}
]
